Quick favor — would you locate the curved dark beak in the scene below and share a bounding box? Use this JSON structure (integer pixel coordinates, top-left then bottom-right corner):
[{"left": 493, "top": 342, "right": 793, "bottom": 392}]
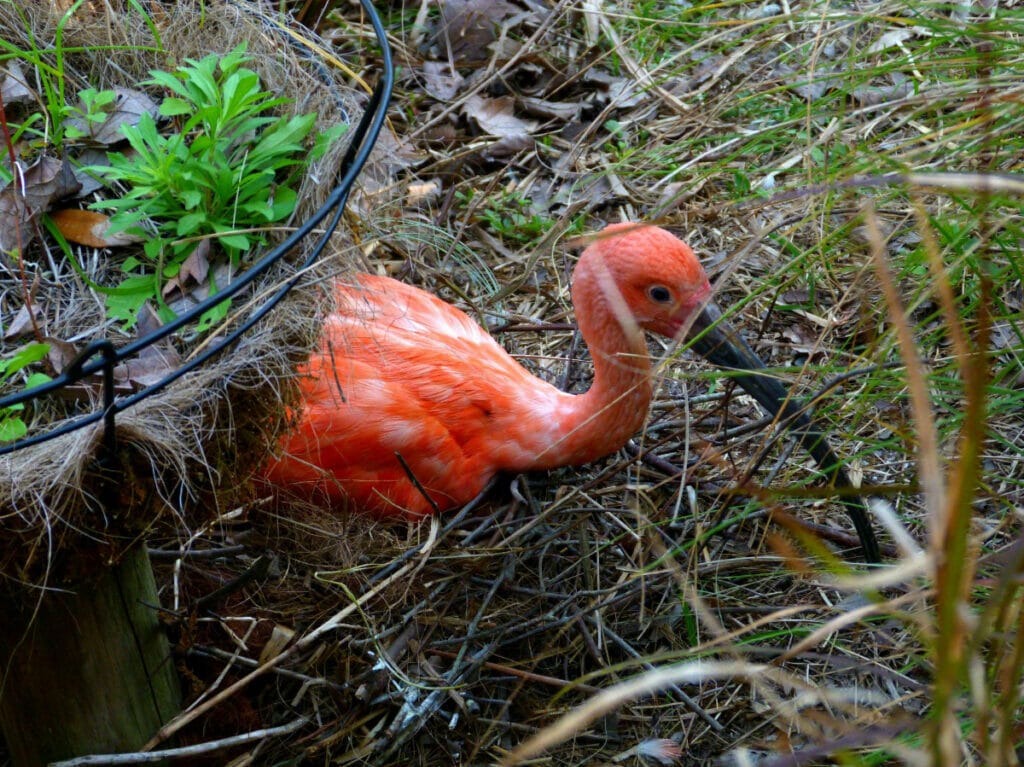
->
[{"left": 685, "top": 302, "right": 881, "bottom": 563}]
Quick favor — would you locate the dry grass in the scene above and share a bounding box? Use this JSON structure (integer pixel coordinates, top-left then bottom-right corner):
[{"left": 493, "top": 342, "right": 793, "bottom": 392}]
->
[{"left": 4, "top": 0, "right": 1023, "bottom": 764}]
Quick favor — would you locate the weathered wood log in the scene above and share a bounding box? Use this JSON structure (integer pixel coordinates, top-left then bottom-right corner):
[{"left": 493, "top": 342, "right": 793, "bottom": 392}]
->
[{"left": 0, "top": 544, "right": 180, "bottom": 766}]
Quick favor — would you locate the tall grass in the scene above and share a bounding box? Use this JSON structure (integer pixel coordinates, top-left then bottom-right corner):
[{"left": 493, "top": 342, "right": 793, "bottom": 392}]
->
[{"left": 500, "top": 0, "right": 1024, "bottom": 763}]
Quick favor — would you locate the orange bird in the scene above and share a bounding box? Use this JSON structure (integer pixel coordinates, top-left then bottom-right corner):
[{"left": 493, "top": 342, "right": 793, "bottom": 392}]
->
[{"left": 263, "top": 224, "right": 880, "bottom": 562}]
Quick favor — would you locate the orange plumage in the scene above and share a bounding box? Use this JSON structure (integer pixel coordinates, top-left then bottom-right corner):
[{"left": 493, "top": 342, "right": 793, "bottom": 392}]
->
[{"left": 262, "top": 224, "right": 712, "bottom": 518}]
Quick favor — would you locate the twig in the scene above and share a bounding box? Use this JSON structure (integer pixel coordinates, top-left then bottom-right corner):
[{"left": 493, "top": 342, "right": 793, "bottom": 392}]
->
[
  {"left": 600, "top": 623, "right": 722, "bottom": 733},
  {"left": 142, "top": 555, "right": 423, "bottom": 750},
  {"left": 186, "top": 646, "right": 347, "bottom": 691},
  {"left": 394, "top": 451, "right": 441, "bottom": 515},
  {"left": 52, "top": 718, "right": 307, "bottom": 765}
]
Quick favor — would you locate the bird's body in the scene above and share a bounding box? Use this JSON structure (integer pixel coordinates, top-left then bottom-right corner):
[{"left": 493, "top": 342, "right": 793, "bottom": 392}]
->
[
  {"left": 262, "top": 223, "right": 882, "bottom": 562},
  {"left": 263, "top": 224, "right": 709, "bottom": 517}
]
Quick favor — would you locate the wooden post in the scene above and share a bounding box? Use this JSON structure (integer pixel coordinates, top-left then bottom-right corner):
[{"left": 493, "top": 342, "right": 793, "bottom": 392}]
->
[{"left": 0, "top": 544, "right": 180, "bottom": 766}]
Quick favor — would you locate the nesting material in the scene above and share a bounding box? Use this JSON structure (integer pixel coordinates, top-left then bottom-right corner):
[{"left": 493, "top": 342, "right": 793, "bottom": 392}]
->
[{"left": 0, "top": 0, "right": 383, "bottom": 586}]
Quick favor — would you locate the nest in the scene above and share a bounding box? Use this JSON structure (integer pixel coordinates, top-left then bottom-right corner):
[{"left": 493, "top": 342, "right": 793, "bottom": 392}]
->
[{"left": 0, "top": 0, "right": 386, "bottom": 587}]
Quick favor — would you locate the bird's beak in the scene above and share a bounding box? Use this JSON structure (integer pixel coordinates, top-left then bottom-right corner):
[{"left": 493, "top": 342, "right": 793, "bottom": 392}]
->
[
  {"left": 682, "top": 301, "right": 881, "bottom": 563},
  {"left": 685, "top": 301, "right": 791, "bottom": 418}
]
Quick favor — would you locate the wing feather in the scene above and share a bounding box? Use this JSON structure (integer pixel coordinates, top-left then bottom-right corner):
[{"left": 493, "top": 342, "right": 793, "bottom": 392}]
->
[{"left": 265, "top": 274, "right": 571, "bottom": 516}]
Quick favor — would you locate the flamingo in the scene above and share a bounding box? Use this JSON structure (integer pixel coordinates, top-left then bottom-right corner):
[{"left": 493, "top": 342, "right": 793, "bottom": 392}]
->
[{"left": 263, "top": 224, "right": 880, "bottom": 562}]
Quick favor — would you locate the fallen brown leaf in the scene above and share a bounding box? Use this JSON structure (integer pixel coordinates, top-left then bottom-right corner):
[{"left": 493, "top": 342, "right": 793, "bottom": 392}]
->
[
  {"left": 434, "top": 0, "right": 520, "bottom": 63},
  {"left": 112, "top": 303, "right": 182, "bottom": 390},
  {"left": 463, "top": 94, "right": 538, "bottom": 139},
  {"left": 1, "top": 61, "right": 32, "bottom": 108},
  {"left": 162, "top": 240, "right": 211, "bottom": 298},
  {"left": 44, "top": 337, "right": 80, "bottom": 373},
  {"left": 517, "top": 96, "right": 580, "bottom": 122},
  {"left": 406, "top": 180, "right": 443, "bottom": 207},
  {"left": 421, "top": 62, "right": 465, "bottom": 101},
  {"left": 0, "top": 156, "right": 81, "bottom": 256},
  {"left": 165, "top": 262, "right": 240, "bottom": 317},
  {"left": 3, "top": 302, "right": 44, "bottom": 340},
  {"left": 49, "top": 208, "right": 144, "bottom": 248},
  {"left": 65, "top": 86, "right": 160, "bottom": 145},
  {"left": 69, "top": 147, "right": 111, "bottom": 197}
]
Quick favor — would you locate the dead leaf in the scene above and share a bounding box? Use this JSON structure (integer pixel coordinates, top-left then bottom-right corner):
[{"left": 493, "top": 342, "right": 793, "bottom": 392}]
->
[
  {"left": 421, "top": 62, "right": 465, "bottom": 101},
  {"left": 406, "top": 180, "right": 442, "bottom": 207},
  {"left": 49, "top": 208, "right": 144, "bottom": 248},
  {"left": 113, "top": 303, "right": 182, "bottom": 390},
  {"left": 135, "top": 302, "right": 164, "bottom": 339},
  {"left": 114, "top": 347, "right": 181, "bottom": 389},
  {"left": 368, "top": 125, "right": 422, "bottom": 175},
  {"left": 161, "top": 240, "right": 211, "bottom": 297},
  {"left": 579, "top": 69, "right": 646, "bottom": 109},
  {"left": 65, "top": 87, "right": 160, "bottom": 145},
  {"left": 463, "top": 94, "right": 538, "bottom": 138},
  {"left": 866, "top": 28, "right": 915, "bottom": 54},
  {"left": 850, "top": 77, "right": 914, "bottom": 107},
  {"left": 4, "top": 302, "right": 43, "bottom": 340},
  {"left": 517, "top": 96, "right": 579, "bottom": 122},
  {"left": 435, "top": 0, "right": 519, "bottom": 63},
  {"left": 782, "top": 325, "right": 817, "bottom": 355},
  {"left": 17, "top": 155, "right": 80, "bottom": 211},
  {"left": 70, "top": 147, "right": 111, "bottom": 197},
  {"left": 780, "top": 288, "right": 811, "bottom": 305},
  {"left": 1, "top": 61, "right": 33, "bottom": 108},
  {"left": 165, "top": 262, "right": 240, "bottom": 317},
  {"left": 44, "top": 337, "right": 79, "bottom": 373},
  {"left": 0, "top": 156, "right": 81, "bottom": 255},
  {"left": 481, "top": 133, "right": 534, "bottom": 159},
  {"left": 258, "top": 625, "right": 296, "bottom": 665}
]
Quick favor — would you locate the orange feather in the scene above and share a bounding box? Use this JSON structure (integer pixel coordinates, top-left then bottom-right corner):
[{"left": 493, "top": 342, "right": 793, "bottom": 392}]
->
[{"left": 263, "top": 224, "right": 713, "bottom": 518}]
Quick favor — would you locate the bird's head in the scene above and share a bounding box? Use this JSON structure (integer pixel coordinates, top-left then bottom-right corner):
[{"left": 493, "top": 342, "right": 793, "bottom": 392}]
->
[
  {"left": 572, "top": 223, "right": 881, "bottom": 563},
  {"left": 575, "top": 221, "right": 790, "bottom": 425},
  {"left": 576, "top": 223, "right": 713, "bottom": 340}
]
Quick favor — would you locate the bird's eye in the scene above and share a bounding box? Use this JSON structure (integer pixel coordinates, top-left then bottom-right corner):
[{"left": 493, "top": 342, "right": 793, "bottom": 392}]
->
[{"left": 647, "top": 285, "right": 673, "bottom": 304}]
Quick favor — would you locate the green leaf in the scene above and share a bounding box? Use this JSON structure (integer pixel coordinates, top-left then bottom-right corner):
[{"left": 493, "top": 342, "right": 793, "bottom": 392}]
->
[
  {"left": 159, "top": 97, "right": 193, "bottom": 117},
  {"left": 177, "top": 186, "right": 202, "bottom": 209},
  {"left": 311, "top": 123, "right": 348, "bottom": 160},
  {"left": 250, "top": 113, "right": 316, "bottom": 162},
  {"left": 196, "top": 297, "right": 231, "bottom": 333},
  {"left": 105, "top": 274, "right": 159, "bottom": 327},
  {"left": 217, "top": 232, "right": 251, "bottom": 251},
  {"left": 218, "top": 43, "right": 250, "bottom": 75},
  {"left": 0, "top": 416, "right": 28, "bottom": 443},
  {"left": 146, "top": 69, "right": 190, "bottom": 100},
  {"left": 1, "top": 343, "right": 51, "bottom": 378},
  {"left": 143, "top": 238, "right": 166, "bottom": 261},
  {"left": 267, "top": 186, "right": 297, "bottom": 220},
  {"left": 24, "top": 372, "right": 52, "bottom": 390},
  {"left": 177, "top": 211, "right": 207, "bottom": 235}
]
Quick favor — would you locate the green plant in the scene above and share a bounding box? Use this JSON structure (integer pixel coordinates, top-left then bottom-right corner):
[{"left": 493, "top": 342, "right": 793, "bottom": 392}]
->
[
  {"left": 62, "top": 87, "right": 119, "bottom": 140},
  {"left": 0, "top": 343, "right": 51, "bottom": 442},
  {"left": 87, "top": 43, "right": 345, "bottom": 328},
  {"left": 470, "top": 190, "right": 557, "bottom": 244}
]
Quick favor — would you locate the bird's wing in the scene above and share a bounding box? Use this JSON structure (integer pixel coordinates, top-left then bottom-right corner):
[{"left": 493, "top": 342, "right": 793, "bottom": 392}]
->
[{"left": 267, "top": 274, "right": 569, "bottom": 516}]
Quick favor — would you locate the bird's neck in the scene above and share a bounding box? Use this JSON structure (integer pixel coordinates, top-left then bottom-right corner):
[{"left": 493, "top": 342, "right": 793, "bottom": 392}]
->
[{"left": 538, "top": 273, "right": 655, "bottom": 467}]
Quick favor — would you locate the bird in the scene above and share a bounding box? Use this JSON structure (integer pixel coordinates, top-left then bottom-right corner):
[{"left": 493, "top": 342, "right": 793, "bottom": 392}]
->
[{"left": 262, "top": 223, "right": 881, "bottom": 562}]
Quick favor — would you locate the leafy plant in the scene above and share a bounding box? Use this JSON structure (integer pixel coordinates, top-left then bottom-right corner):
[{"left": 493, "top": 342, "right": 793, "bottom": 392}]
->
[
  {"left": 465, "top": 190, "right": 558, "bottom": 244},
  {"left": 0, "top": 343, "right": 51, "bottom": 442},
  {"left": 62, "top": 87, "right": 119, "bottom": 140},
  {"left": 87, "top": 43, "right": 345, "bottom": 328}
]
